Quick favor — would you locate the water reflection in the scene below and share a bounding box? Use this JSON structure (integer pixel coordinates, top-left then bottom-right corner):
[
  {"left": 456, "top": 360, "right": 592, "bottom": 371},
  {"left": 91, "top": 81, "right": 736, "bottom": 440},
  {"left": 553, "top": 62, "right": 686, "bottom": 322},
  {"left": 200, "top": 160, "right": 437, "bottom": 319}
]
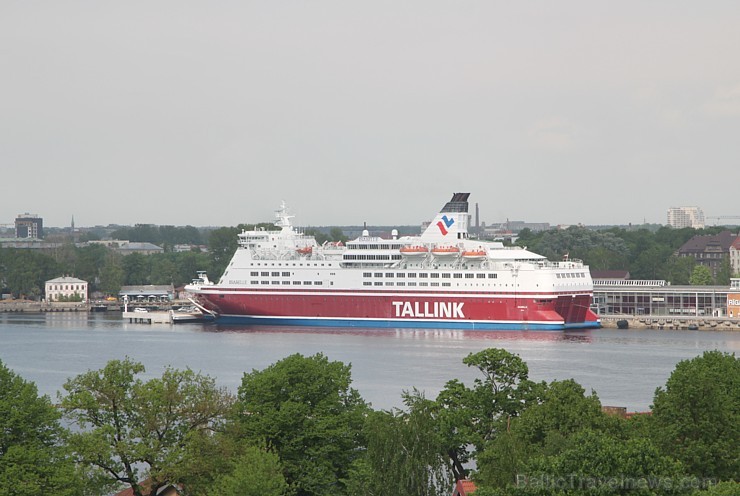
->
[{"left": 207, "top": 324, "right": 592, "bottom": 343}]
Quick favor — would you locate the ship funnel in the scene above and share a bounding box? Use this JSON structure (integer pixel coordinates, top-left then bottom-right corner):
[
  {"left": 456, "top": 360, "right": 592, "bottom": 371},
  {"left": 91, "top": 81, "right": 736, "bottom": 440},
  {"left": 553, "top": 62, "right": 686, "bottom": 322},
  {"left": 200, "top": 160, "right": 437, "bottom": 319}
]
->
[{"left": 419, "top": 193, "right": 470, "bottom": 243}]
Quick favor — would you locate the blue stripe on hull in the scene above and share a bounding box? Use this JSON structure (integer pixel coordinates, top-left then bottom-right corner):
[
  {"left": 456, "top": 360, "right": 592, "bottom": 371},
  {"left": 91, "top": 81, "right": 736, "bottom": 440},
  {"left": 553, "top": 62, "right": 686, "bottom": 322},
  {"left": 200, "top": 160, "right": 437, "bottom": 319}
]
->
[{"left": 214, "top": 315, "right": 601, "bottom": 331}]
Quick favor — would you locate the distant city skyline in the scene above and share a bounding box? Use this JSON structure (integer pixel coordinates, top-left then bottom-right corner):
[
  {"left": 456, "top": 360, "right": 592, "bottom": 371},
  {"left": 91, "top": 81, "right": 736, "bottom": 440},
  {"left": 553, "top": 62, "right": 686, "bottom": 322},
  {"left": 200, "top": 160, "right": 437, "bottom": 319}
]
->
[
  {"left": 3, "top": 205, "right": 740, "bottom": 231},
  {"left": 2, "top": 2, "right": 739, "bottom": 228}
]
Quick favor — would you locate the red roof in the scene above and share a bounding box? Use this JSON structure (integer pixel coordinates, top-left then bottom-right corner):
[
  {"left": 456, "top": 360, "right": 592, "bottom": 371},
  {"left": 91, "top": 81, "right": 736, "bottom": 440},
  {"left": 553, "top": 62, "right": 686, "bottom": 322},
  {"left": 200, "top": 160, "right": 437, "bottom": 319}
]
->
[{"left": 453, "top": 479, "right": 477, "bottom": 496}]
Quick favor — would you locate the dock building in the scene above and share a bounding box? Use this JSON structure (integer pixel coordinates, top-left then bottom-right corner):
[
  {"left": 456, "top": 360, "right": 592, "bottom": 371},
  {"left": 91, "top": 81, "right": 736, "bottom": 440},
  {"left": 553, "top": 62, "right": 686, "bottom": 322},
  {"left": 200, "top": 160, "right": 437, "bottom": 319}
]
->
[{"left": 593, "top": 278, "right": 740, "bottom": 319}]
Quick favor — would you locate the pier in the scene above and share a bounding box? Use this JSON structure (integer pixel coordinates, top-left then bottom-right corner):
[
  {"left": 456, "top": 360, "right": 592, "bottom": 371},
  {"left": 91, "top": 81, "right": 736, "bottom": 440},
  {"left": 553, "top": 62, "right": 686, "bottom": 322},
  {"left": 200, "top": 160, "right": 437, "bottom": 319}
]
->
[{"left": 122, "top": 309, "right": 173, "bottom": 324}]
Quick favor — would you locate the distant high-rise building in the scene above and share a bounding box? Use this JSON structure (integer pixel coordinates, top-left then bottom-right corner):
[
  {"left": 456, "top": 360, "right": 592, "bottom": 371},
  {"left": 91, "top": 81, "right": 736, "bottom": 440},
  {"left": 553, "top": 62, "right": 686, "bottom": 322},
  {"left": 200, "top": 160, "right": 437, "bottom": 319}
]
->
[
  {"left": 15, "top": 213, "right": 43, "bottom": 239},
  {"left": 667, "top": 206, "right": 705, "bottom": 229}
]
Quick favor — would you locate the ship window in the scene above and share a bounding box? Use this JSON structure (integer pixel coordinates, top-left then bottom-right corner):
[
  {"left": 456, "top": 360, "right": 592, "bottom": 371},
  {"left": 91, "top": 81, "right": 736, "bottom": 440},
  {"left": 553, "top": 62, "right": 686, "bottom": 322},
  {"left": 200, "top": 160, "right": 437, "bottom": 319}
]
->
[
  {"left": 465, "top": 274, "right": 474, "bottom": 279},
  {"left": 397, "top": 282, "right": 405, "bottom": 286},
  {"left": 442, "top": 273, "right": 450, "bottom": 278},
  {"left": 488, "top": 274, "right": 497, "bottom": 279},
  {"left": 315, "top": 281, "right": 323, "bottom": 285},
  {"left": 363, "top": 282, "right": 372, "bottom": 286},
  {"left": 430, "top": 273, "right": 439, "bottom": 278},
  {"left": 282, "top": 272, "right": 290, "bottom": 276},
  {"left": 419, "top": 282, "right": 428, "bottom": 287},
  {"left": 442, "top": 282, "right": 451, "bottom": 287},
  {"left": 431, "top": 282, "right": 439, "bottom": 287},
  {"left": 293, "top": 281, "right": 301, "bottom": 285},
  {"left": 363, "top": 273, "right": 371, "bottom": 277},
  {"left": 282, "top": 281, "right": 291, "bottom": 285},
  {"left": 250, "top": 281, "right": 258, "bottom": 285},
  {"left": 477, "top": 274, "right": 485, "bottom": 279},
  {"left": 272, "top": 281, "right": 280, "bottom": 285},
  {"left": 261, "top": 281, "right": 269, "bottom": 285},
  {"left": 261, "top": 272, "right": 269, "bottom": 276},
  {"left": 419, "top": 273, "right": 428, "bottom": 278},
  {"left": 271, "top": 272, "right": 280, "bottom": 277},
  {"left": 374, "top": 273, "right": 383, "bottom": 277},
  {"left": 386, "top": 282, "right": 393, "bottom": 286},
  {"left": 397, "top": 273, "right": 405, "bottom": 278},
  {"left": 408, "top": 282, "right": 417, "bottom": 286},
  {"left": 385, "top": 273, "right": 394, "bottom": 278},
  {"left": 374, "top": 282, "right": 383, "bottom": 286},
  {"left": 251, "top": 272, "right": 258, "bottom": 276},
  {"left": 408, "top": 273, "right": 417, "bottom": 278},
  {"left": 454, "top": 273, "right": 462, "bottom": 279},
  {"left": 303, "top": 281, "right": 312, "bottom": 285}
]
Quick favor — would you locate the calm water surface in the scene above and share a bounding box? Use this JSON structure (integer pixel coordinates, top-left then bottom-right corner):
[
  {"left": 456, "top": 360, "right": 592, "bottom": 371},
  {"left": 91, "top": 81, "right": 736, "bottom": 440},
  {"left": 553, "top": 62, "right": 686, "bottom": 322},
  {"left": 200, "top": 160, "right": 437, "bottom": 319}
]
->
[{"left": 1, "top": 312, "right": 738, "bottom": 411}]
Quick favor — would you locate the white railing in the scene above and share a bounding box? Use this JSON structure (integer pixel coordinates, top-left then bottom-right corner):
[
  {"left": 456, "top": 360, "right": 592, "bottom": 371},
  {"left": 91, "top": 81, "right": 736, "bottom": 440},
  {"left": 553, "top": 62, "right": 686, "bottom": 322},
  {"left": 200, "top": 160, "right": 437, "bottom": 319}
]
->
[{"left": 594, "top": 279, "right": 666, "bottom": 287}]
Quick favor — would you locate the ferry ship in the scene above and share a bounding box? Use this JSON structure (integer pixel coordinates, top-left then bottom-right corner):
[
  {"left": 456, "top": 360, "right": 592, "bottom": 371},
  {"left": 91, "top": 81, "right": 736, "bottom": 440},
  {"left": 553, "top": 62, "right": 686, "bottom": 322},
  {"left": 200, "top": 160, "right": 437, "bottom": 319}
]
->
[{"left": 186, "top": 193, "right": 601, "bottom": 330}]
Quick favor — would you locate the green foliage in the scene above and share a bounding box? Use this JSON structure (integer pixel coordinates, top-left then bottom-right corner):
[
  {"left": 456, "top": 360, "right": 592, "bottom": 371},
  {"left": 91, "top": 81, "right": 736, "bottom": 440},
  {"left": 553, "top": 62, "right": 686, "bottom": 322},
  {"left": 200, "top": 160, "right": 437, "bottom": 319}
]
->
[
  {"left": 517, "top": 429, "right": 687, "bottom": 496},
  {"left": 0, "top": 360, "right": 83, "bottom": 496},
  {"left": 0, "top": 247, "right": 60, "bottom": 298},
  {"left": 436, "top": 349, "right": 543, "bottom": 479},
  {"left": 665, "top": 255, "right": 697, "bottom": 285},
  {"left": 234, "top": 353, "right": 369, "bottom": 496},
  {"left": 715, "top": 257, "right": 733, "bottom": 286},
  {"left": 650, "top": 351, "right": 739, "bottom": 480},
  {"left": 350, "top": 390, "right": 454, "bottom": 496},
  {"left": 60, "top": 358, "right": 234, "bottom": 496},
  {"left": 694, "top": 482, "right": 740, "bottom": 495},
  {"left": 689, "top": 265, "right": 713, "bottom": 286},
  {"left": 55, "top": 292, "right": 84, "bottom": 302},
  {"left": 475, "top": 379, "right": 617, "bottom": 489},
  {"left": 207, "top": 445, "right": 288, "bottom": 496}
]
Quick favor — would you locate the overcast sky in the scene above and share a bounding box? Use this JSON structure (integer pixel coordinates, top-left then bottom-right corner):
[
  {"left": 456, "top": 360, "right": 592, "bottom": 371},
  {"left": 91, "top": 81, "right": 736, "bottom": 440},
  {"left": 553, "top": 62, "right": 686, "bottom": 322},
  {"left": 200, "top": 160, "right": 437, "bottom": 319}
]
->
[{"left": 2, "top": 1, "right": 739, "bottom": 229}]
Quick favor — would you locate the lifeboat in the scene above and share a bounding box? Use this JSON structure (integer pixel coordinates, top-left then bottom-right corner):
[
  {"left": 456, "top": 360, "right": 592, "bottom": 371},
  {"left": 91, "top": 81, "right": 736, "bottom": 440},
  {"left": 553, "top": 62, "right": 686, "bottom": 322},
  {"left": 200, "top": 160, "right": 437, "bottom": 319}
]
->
[
  {"left": 296, "top": 246, "right": 313, "bottom": 255},
  {"left": 461, "top": 249, "right": 487, "bottom": 260},
  {"left": 431, "top": 245, "right": 460, "bottom": 257},
  {"left": 400, "top": 245, "right": 429, "bottom": 257}
]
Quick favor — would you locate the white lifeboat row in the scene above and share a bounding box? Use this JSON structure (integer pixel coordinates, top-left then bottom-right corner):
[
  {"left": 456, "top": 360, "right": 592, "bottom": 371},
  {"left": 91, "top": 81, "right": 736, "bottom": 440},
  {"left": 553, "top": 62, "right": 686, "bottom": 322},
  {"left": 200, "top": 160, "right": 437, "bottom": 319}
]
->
[{"left": 399, "top": 245, "right": 488, "bottom": 260}]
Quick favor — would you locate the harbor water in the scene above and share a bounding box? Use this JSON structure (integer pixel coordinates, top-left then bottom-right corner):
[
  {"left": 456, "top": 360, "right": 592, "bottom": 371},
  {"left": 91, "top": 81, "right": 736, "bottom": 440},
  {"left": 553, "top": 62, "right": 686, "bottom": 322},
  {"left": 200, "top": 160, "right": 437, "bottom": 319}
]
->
[{"left": 1, "top": 312, "right": 738, "bottom": 411}]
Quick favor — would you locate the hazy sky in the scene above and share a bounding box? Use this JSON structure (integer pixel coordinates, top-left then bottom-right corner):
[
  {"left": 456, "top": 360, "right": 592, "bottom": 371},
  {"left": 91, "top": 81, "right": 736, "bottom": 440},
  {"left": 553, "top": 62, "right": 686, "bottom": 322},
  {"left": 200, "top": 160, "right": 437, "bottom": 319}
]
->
[{"left": 2, "top": 1, "right": 739, "bottom": 229}]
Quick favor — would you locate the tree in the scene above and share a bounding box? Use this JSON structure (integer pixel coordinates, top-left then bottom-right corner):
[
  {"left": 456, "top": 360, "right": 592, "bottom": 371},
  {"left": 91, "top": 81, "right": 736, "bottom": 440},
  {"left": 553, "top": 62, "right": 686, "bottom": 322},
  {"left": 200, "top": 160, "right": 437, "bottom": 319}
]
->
[
  {"left": 122, "top": 253, "right": 150, "bottom": 285},
  {"left": 99, "top": 253, "right": 125, "bottom": 295},
  {"left": 689, "top": 265, "right": 713, "bottom": 286},
  {"left": 350, "top": 390, "right": 454, "bottom": 496},
  {"left": 0, "top": 360, "right": 82, "bottom": 496},
  {"left": 436, "top": 348, "right": 542, "bottom": 480},
  {"left": 715, "top": 256, "right": 732, "bottom": 286},
  {"left": 515, "top": 429, "right": 684, "bottom": 496},
  {"left": 207, "top": 226, "right": 241, "bottom": 277},
  {"left": 60, "top": 358, "right": 234, "bottom": 496},
  {"left": 234, "top": 353, "right": 369, "bottom": 496},
  {"left": 650, "top": 351, "right": 739, "bottom": 480},
  {"left": 475, "top": 379, "right": 620, "bottom": 490},
  {"left": 207, "top": 445, "right": 288, "bottom": 496}
]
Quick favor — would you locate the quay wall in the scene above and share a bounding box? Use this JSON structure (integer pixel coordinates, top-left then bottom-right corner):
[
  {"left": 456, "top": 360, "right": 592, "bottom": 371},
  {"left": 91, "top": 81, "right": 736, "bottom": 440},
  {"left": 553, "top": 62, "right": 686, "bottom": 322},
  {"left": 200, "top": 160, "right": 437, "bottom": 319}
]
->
[
  {"left": 0, "top": 302, "right": 122, "bottom": 313},
  {"left": 599, "top": 315, "right": 740, "bottom": 331}
]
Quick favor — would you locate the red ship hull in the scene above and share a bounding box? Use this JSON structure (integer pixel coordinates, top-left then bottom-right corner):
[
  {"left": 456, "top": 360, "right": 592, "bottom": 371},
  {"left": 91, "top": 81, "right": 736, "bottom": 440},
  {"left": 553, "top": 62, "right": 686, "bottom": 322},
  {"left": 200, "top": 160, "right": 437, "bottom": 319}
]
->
[{"left": 195, "top": 288, "right": 600, "bottom": 330}]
